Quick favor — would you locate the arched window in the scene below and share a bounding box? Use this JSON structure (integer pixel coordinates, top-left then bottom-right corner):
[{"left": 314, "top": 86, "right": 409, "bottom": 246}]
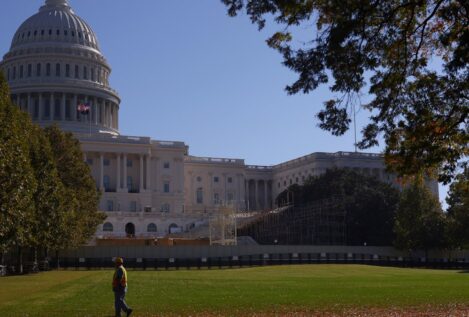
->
[
  {"left": 169, "top": 223, "right": 179, "bottom": 234},
  {"left": 147, "top": 223, "right": 157, "bottom": 233},
  {"left": 103, "top": 222, "right": 113, "bottom": 232},
  {"left": 46, "top": 63, "right": 51, "bottom": 76},
  {"left": 125, "top": 223, "right": 135, "bottom": 236},
  {"left": 196, "top": 187, "right": 203, "bottom": 204}
]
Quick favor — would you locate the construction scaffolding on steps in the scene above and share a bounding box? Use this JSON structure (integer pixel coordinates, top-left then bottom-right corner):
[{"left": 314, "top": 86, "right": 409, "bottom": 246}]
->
[
  {"left": 209, "top": 206, "right": 237, "bottom": 246},
  {"left": 238, "top": 197, "right": 346, "bottom": 245}
]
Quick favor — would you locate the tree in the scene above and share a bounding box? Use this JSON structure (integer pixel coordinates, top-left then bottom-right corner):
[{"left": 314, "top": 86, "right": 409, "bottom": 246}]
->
[
  {"left": 394, "top": 179, "right": 446, "bottom": 257},
  {"left": 29, "top": 125, "right": 68, "bottom": 263},
  {"left": 0, "top": 73, "right": 37, "bottom": 272},
  {"left": 44, "top": 126, "right": 104, "bottom": 251},
  {"left": 276, "top": 169, "right": 400, "bottom": 245},
  {"left": 446, "top": 168, "right": 469, "bottom": 248},
  {"left": 222, "top": 0, "right": 469, "bottom": 183}
]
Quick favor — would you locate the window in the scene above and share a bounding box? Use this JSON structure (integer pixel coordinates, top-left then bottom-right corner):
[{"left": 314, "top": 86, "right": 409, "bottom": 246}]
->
[
  {"left": 65, "top": 100, "right": 71, "bottom": 119},
  {"left": 163, "top": 161, "right": 170, "bottom": 169},
  {"left": 103, "top": 175, "right": 111, "bottom": 191},
  {"left": 163, "top": 181, "right": 170, "bottom": 193},
  {"left": 126, "top": 159, "right": 133, "bottom": 167},
  {"left": 75, "top": 65, "right": 79, "bottom": 78},
  {"left": 65, "top": 64, "right": 70, "bottom": 77},
  {"left": 214, "top": 193, "right": 220, "bottom": 204},
  {"left": 130, "top": 201, "right": 137, "bottom": 212},
  {"left": 91, "top": 68, "right": 95, "bottom": 81},
  {"left": 160, "top": 203, "right": 170, "bottom": 213},
  {"left": 283, "top": 181, "right": 286, "bottom": 186},
  {"left": 55, "top": 63, "right": 60, "bottom": 76},
  {"left": 56, "top": 29, "right": 60, "bottom": 36},
  {"left": 86, "top": 159, "right": 93, "bottom": 165},
  {"left": 106, "top": 200, "right": 114, "bottom": 212},
  {"left": 196, "top": 176, "right": 202, "bottom": 182},
  {"left": 103, "top": 158, "right": 110, "bottom": 166},
  {"left": 7, "top": 68, "right": 10, "bottom": 80},
  {"left": 228, "top": 177, "right": 233, "bottom": 183},
  {"left": 289, "top": 179, "right": 293, "bottom": 185},
  {"left": 103, "top": 222, "right": 113, "bottom": 232},
  {"left": 64, "top": 30, "right": 68, "bottom": 36},
  {"left": 227, "top": 192, "right": 234, "bottom": 202},
  {"left": 196, "top": 187, "right": 203, "bottom": 204},
  {"left": 147, "top": 223, "right": 157, "bottom": 232},
  {"left": 296, "top": 177, "right": 299, "bottom": 183},
  {"left": 54, "top": 99, "right": 60, "bottom": 119},
  {"left": 19, "top": 65, "right": 23, "bottom": 78},
  {"left": 33, "top": 100, "right": 39, "bottom": 118},
  {"left": 41, "top": 30, "right": 44, "bottom": 36},
  {"left": 44, "top": 99, "right": 50, "bottom": 118},
  {"left": 46, "top": 63, "right": 51, "bottom": 76},
  {"left": 127, "top": 176, "right": 133, "bottom": 189},
  {"left": 83, "top": 66, "right": 87, "bottom": 79},
  {"left": 214, "top": 176, "right": 219, "bottom": 183},
  {"left": 27, "top": 64, "right": 32, "bottom": 77},
  {"left": 12, "top": 67, "right": 16, "bottom": 80},
  {"left": 36, "top": 63, "right": 41, "bottom": 76}
]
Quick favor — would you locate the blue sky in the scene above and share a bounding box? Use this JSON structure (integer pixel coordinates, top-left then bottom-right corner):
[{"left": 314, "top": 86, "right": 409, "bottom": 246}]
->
[{"left": 0, "top": 0, "right": 449, "bottom": 205}]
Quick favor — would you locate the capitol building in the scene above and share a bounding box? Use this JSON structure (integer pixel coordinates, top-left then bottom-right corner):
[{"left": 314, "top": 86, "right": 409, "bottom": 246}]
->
[{"left": 0, "top": 0, "right": 438, "bottom": 241}]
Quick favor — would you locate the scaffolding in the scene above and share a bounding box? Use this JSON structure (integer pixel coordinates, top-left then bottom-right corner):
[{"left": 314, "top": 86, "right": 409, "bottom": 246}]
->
[
  {"left": 238, "top": 197, "right": 346, "bottom": 245},
  {"left": 209, "top": 206, "right": 237, "bottom": 246}
]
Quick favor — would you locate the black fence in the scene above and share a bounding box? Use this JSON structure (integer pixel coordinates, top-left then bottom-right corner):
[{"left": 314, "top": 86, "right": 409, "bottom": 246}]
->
[{"left": 48, "top": 253, "right": 469, "bottom": 271}]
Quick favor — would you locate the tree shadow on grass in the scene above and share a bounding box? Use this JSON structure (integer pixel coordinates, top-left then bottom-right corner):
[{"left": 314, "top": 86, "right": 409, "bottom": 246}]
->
[{"left": 457, "top": 270, "right": 469, "bottom": 273}]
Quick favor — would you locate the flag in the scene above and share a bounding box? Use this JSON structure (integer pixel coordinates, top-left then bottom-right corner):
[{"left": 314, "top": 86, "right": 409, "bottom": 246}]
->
[{"left": 77, "top": 103, "right": 90, "bottom": 115}]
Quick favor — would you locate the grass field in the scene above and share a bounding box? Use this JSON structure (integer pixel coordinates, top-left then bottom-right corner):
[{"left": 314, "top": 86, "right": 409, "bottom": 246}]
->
[{"left": 1, "top": 265, "right": 469, "bottom": 316}]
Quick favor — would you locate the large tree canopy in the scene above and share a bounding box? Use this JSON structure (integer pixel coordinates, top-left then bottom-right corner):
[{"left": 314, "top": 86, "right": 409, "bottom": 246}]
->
[{"left": 222, "top": 0, "right": 468, "bottom": 183}]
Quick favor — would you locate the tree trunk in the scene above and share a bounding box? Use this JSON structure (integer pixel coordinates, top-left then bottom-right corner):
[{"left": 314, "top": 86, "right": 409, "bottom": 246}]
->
[
  {"left": 55, "top": 250, "right": 60, "bottom": 269},
  {"left": 17, "top": 246, "right": 23, "bottom": 275},
  {"left": 0, "top": 251, "right": 4, "bottom": 266},
  {"left": 33, "top": 247, "right": 38, "bottom": 264}
]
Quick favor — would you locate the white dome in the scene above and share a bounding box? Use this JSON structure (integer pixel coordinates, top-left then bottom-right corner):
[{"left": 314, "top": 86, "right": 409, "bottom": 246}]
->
[{"left": 11, "top": 0, "right": 100, "bottom": 52}]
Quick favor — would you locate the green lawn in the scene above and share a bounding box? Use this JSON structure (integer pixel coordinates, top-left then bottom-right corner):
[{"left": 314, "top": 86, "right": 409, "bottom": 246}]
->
[{"left": 1, "top": 265, "right": 469, "bottom": 316}]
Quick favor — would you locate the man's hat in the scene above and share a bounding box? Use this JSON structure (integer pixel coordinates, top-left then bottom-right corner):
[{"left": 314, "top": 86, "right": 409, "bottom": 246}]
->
[{"left": 115, "top": 257, "right": 123, "bottom": 264}]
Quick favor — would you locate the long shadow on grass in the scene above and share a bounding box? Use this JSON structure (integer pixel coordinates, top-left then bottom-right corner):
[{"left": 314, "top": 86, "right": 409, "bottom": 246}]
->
[{"left": 457, "top": 270, "right": 469, "bottom": 273}]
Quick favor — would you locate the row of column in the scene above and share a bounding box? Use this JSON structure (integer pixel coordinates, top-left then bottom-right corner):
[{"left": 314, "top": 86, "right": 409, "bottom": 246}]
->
[
  {"left": 12, "top": 92, "right": 118, "bottom": 130},
  {"left": 245, "top": 179, "right": 272, "bottom": 211},
  {"left": 87, "top": 152, "right": 151, "bottom": 193}
]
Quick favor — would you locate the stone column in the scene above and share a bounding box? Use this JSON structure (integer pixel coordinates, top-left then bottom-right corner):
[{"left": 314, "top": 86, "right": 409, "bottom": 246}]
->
[
  {"left": 145, "top": 154, "right": 151, "bottom": 191},
  {"left": 27, "top": 93, "right": 32, "bottom": 116},
  {"left": 38, "top": 93, "right": 43, "bottom": 120},
  {"left": 139, "top": 154, "right": 144, "bottom": 191},
  {"left": 264, "top": 180, "right": 268, "bottom": 210},
  {"left": 254, "top": 180, "right": 259, "bottom": 210},
  {"left": 72, "top": 94, "right": 78, "bottom": 121},
  {"left": 123, "top": 154, "right": 128, "bottom": 192},
  {"left": 116, "top": 154, "right": 121, "bottom": 190},
  {"left": 208, "top": 172, "right": 213, "bottom": 205},
  {"left": 49, "top": 92, "right": 54, "bottom": 120},
  {"left": 61, "top": 93, "right": 66, "bottom": 121},
  {"left": 116, "top": 106, "right": 119, "bottom": 130},
  {"left": 15, "top": 94, "right": 20, "bottom": 107},
  {"left": 245, "top": 179, "right": 249, "bottom": 211},
  {"left": 94, "top": 97, "right": 98, "bottom": 125},
  {"left": 99, "top": 153, "right": 104, "bottom": 191}
]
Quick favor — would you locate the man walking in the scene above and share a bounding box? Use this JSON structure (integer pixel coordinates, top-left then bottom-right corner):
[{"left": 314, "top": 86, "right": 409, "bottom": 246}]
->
[{"left": 112, "top": 257, "right": 133, "bottom": 317}]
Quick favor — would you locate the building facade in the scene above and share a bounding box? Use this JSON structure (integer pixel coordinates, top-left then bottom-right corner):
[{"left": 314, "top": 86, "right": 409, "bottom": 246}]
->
[{"left": 0, "top": 0, "right": 438, "bottom": 240}]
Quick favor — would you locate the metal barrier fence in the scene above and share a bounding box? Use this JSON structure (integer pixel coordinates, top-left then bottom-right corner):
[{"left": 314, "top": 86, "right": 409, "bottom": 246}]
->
[{"left": 51, "top": 253, "right": 469, "bottom": 271}]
